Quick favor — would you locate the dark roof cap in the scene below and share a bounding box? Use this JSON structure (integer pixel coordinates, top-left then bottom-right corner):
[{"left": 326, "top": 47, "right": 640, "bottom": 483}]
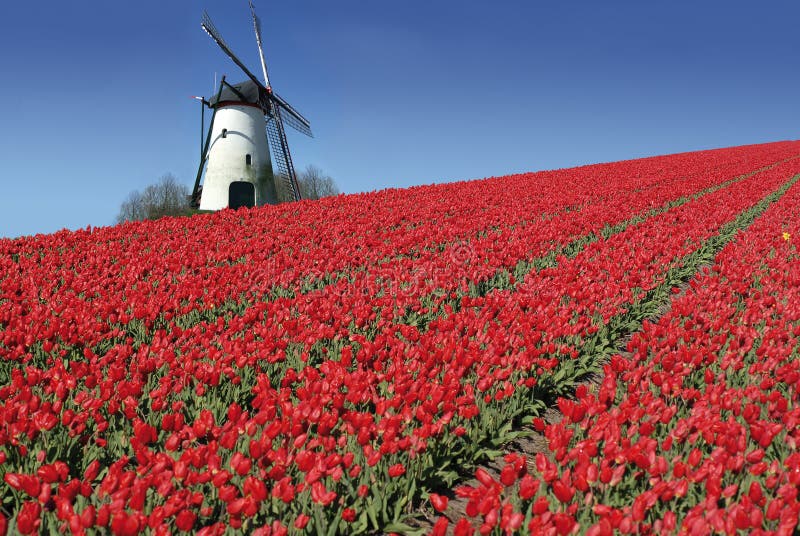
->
[{"left": 208, "top": 80, "right": 264, "bottom": 107}]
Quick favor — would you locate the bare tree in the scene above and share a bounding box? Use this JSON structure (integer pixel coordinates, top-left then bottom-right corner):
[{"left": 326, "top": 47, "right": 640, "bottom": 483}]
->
[
  {"left": 297, "top": 165, "right": 340, "bottom": 200},
  {"left": 117, "top": 190, "right": 147, "bottom": 223},
  {"left": 117, "top": 173, "right": 191, "bottom": 223}
]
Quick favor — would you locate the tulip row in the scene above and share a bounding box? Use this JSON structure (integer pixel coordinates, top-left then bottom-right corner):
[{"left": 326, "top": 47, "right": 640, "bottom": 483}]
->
[
  {"left": 443, "top": 175, "right": 800, "bottom": 534},
  {"left": 2, "top": 143, "right": 796, "bottom": 366},
  {"left": 390, "top": 160, "right": 800, "bottom": 531},
  {"left": 161, "top": 147, "right": 798, "bottom": 390},
  {"left": 49, "top": 157, "right": 797, "bottom": 533},
  {"left": 103, "top": 157, "right": 799, "bottom": 536},
  {"left": 2, "top": 142, "right": 800, "bottom": 535}
]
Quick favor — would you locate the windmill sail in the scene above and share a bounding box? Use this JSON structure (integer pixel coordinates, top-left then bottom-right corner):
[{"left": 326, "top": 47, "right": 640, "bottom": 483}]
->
[
  {"left": 248, "top": 1, "right": 313, "bottom": 139},
  {"left": 249, "top": 0, "right": 272, "bottom": 88},
  {"left": 201, "top": 11, "right": 266, "bottom": 92},
  {"left": 273, "top": 93, "right": 313, "bottom": 137},
  {"left": 266, "top": 108, "right": 302, "bottom": 201}
]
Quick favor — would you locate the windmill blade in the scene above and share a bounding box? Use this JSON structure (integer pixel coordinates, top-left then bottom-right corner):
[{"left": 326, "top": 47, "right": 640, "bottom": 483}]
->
[
  {"left": 278, "top": 110, "right": 313, "bottom": 138},
  {"left": 266, "top": 109, "right": 302, "bottom": 201},
  {"left": 271, "top": 92, "right": 313, "bottom": 137},
  {"left": 249, "top": 1, "right": 312, "bottom": 137},
  {"left": 249, "top": 0, "right": 272, "bottom": 88},
  {"left": 201, "top": 11, "right": 267, "bottom": 92}
]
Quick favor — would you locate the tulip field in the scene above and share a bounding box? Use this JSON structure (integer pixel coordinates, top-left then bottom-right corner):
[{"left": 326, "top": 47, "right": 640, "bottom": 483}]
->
[{"left": 2, "top": 141, "right": 800, "bottom": 535}]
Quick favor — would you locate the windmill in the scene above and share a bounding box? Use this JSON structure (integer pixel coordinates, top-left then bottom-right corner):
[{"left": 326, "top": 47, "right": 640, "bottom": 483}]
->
[{"left": 191, "top": 1, "right": 312, "bottom": 210}]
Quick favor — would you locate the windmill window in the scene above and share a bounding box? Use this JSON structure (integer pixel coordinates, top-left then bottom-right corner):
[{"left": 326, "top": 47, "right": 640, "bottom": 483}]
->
[
  {"left": 245, "top": 154, "right": 252, "bottom": 166},
  {"left": 221, "top": 129, "right": 228, "bottom": 138}
]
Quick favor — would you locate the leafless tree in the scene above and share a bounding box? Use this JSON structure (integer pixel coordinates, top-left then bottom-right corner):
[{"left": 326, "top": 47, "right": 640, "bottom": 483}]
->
[
  {"left": 297, "top": 165, "right": 340, "bottom": 200},
  {"left": 117, "top": 190, "right": 147, "bottom": 223},
  {"left": 117, "top": 173, "right": 191, "bottom": 223}
]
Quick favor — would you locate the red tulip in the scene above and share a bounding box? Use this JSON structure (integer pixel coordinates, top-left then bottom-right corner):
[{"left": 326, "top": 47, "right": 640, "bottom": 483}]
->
[
  {"left": 431, "top": 517, "right": 449, "bottom": 536},
  {"left": 551, "top": 480, "right": 575, "bottom": 504},
  {"left": 388, "top": 463, "right": 406, "bottom": 478},
  {"left": 475, "top": 468, "right": 495, "bottom": 488},
  {"left": 453, "top": 518, "right": 474, "bottom": 536},
  {"left": 175, "top": 510, "right": 196, "bottom": 532},
  {"left": 15, "top": 501, "right": 41, "bottom": 535},
  {"left": 276, "top": 513, "right": 300, "bottom": 531},
  {"left": 429, "top": 493, "right": 448, "bottom": 512}
]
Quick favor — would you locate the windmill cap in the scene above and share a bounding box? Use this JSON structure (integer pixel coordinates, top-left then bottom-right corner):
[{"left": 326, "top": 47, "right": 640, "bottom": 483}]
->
[{"left": 208, "top": 80, "right": 265, "bottom": 107}]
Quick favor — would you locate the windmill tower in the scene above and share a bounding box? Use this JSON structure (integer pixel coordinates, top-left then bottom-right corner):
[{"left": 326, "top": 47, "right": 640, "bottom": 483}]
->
[{"left": 191, "top": 1, "right": 312, "bottom": 210}]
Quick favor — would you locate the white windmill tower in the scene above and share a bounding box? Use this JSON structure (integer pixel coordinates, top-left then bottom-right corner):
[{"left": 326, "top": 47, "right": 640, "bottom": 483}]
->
[{"left": 191, "top": 1, "right": 312, "bottom": 210}]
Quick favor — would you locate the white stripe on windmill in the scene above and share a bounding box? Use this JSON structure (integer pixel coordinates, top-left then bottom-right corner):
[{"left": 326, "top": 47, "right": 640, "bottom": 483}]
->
[{"left": 191, "top": 1, "right": 312, "bottom": 211}]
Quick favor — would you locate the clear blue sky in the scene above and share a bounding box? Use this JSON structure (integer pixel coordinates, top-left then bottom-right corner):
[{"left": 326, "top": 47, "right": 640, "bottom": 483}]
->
[{"left": 1, "top": 1, "right": 798, "bottom": 238}]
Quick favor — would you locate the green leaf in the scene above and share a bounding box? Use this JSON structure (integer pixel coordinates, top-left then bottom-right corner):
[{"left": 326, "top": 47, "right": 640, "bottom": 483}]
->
[
  {"left": 349, "top": 511, "right": 369, "bottom": 534},
  {"left": 383, "top": 522, "right": 423, "bottom": 535},
  {"left": 365, "top": 497, "right": 379, "bottom": 530},
  {"left": 392, "top": 493, "right": 408, "bottom": 523},
  {"left": 475, "top": 447, "right": 503, "bottom": 460}
]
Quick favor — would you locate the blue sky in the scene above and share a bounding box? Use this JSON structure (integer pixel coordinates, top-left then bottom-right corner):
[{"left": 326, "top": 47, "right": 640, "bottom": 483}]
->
[{"left": 1, "top": 1, "right": 798, "bottom": 238}]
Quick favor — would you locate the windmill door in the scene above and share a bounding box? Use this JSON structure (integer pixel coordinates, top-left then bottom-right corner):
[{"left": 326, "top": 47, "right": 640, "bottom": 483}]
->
[{"left": 229, "top": 182, "right": 255, "bottom": 209}]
